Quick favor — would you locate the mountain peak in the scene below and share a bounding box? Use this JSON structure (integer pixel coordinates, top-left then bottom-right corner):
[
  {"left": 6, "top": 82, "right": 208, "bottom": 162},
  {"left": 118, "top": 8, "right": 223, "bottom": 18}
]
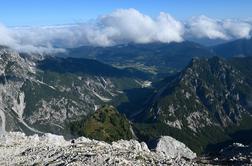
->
[
  {"left": 70, "top": 105, "right": 134, "bottom": 142},
  {"left": 135, "top": 56, "right": 252, "bottom": 153}
]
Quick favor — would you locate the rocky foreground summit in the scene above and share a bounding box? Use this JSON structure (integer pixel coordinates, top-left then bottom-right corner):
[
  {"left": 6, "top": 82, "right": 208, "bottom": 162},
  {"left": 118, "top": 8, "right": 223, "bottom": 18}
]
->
[{"left": 0, "top": 132, "right": 197, "bottom": 166}]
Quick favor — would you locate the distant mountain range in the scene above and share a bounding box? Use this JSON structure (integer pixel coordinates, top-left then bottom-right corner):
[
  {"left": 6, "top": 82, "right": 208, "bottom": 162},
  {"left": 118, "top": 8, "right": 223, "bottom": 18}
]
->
[
  {"left": 1, "top": 37, "right": 252, "bottom": 157},
  {"left": 57, "top": 38, "right": 252, "bottom": 74},
  {"left": 212, "top": 38, "right": 252, "bottom": 58},
  {"left": 57, "top": 41, "right": 216, "bottom": 76}
]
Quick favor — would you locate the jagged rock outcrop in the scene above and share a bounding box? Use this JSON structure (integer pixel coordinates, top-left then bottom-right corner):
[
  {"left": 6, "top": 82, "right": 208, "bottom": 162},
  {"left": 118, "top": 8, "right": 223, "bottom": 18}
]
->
[
  {"left": 217, "top": 143, "right": 252, "bottom": 164},
  {"left": 197, "top": 143, "right": 252, "bottom": 165},
  {"left": 155, "top": 136, "right": 197, "bottom": 159},
  {"left": 0, "top": 132, "right": 198, "bottom": 166}
]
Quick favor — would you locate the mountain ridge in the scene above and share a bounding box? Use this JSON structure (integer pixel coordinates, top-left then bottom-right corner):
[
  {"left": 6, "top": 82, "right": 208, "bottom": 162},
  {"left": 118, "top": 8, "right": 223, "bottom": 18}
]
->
[{"left": 133, "top": 56, "right": 252, "bottom": 153}]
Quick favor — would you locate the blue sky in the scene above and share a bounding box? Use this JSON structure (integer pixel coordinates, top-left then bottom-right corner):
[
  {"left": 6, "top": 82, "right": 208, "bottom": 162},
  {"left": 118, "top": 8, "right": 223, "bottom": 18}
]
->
[{"left": 0, "top": 0, "right": 251, "bottom": 26}]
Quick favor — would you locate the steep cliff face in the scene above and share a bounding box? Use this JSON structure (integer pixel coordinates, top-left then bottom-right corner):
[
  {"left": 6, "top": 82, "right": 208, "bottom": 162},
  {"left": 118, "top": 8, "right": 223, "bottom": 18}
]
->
[
  {"left": 143, "top": 57, "right": 252, "bottom": 131},
  {"left": 0, "top": 48, "right": 38, "bottom": 134},
  {"left": 134, "top": 57, "right": 252, "bottom": 153},
  {"left": 0, "top": 48, "right": 146, "bottom": 135},
  {"left": 143, "top": 57, "right": 252, "bottom": 133}
]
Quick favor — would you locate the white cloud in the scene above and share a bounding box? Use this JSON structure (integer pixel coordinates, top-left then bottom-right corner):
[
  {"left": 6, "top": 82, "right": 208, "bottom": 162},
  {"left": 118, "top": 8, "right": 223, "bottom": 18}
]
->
[
  {"left": 97, "top": 8, "right": 184, "bottom": 44},
  {"left": 0, "top": 24, "right": 65, "bottom": 54},
  {"left": 0, "top": 9, "right": 251, "bottom": 54},
  {"left": 186, "top": 15, "right": 252, "bottom": 40},
  {"left": 0, "top": 8, "right": 184, "bottom": 53},
  {"left": 186, "top": 15, "right": 228, "bottom": 40},
  {"left": 0, "top": 23, "right": 18, "bottom": 47},
  {"left": 222, "top": 20, "right": 251, "bottom": 39}
]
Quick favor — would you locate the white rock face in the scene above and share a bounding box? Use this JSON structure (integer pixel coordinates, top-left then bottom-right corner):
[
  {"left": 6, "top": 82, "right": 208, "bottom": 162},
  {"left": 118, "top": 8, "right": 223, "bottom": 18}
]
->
[
  {"left": 0, "top": 132, "right": 198, "bottom": 166},
  {"left": 155, "top": 136, "right": 197, "bottom": 160},
  {"left": 0, "top": 48, "right": 130, "bottom": 135}
]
